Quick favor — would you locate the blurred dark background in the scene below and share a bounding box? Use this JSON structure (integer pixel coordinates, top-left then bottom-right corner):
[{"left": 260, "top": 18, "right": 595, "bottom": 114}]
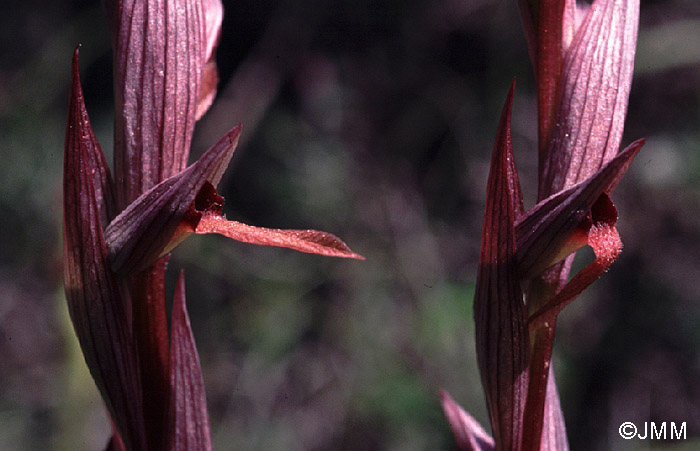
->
[{"left": 2, "top": 0, "right": 700, "bottom": 449}]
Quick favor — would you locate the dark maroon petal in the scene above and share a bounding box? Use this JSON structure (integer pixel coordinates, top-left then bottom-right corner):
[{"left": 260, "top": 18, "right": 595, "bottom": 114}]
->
[
  {"left": 167, "top": 272, "right": 213, "bottom": 451},
  {"left": 473, "top": 83, "right": 529, "bottom": 451},
  {"left": 194, "top": 213, "right": 365, "bottom": 260},
  {"left": 439, "top": 390, "right": 495, "bottom": 451},
  {"left": 105, "top": 0, "right": 214, "bottom": 207},
  {"left": 539, "top": 0, "right": 640, "bottom": 198},
  {"left": 104, "top": 126, "right": 241, "bottom": 273},
  {"left": 516, "top": 138, "right": 643, "bottom": 280},
  {"left": 63, "top": 48, "right": 146, "bottom": 451}
]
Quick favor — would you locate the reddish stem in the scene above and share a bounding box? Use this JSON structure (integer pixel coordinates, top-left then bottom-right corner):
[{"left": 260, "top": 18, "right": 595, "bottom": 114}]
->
[
  {"left": 536, "top": 0, "right": 566, "bottom": 175},
  {"left": 131, "top": 257, "right": 171, "bottom": 451},
  {"left": 521, "top": 320, "right": 556, "bottom": 451}
]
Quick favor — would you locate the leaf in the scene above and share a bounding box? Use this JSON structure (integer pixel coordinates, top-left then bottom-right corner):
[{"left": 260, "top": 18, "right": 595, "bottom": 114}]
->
[
  {"left": 473, "top": 82, "right": 529, "bottom": 450},
  {"left": 439, "top": 390, "right": 495, "bottom": 451},
  {"left": 167, "top": 272, "right": 213, "bottom": 451},
  {"left": 63, "top": 47, "right": 146, "bottom": 451}
]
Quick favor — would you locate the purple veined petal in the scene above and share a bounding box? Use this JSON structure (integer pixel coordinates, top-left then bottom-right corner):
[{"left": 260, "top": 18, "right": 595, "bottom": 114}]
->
[
  {"left": 104, "top": 125, "right": 241, "bottom": 273},
  {"left": 64, "top": 48, "right": 146, "bottom": 451},
  {"left": 439, "top": 390, "right": 495, "bottom": 451},
  {"left": 167, "top": 272, "right": 213, "bottom": 451},
  {"left": 474, "top": 82, "right": 529, "bottom": 451},
  {"left": 515, "top": 138, "right": 643, "bottom": 280},
  {"left": 539, "top": 0, "right": 640, "bottom": 199},
  {"left": 105, "top": 0, "right": 213, "bottom": 207}
]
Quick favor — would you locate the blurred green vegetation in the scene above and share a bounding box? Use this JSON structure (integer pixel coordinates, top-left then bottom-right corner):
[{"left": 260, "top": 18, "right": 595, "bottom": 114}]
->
[{"left": 2, "top": 0, "right": 700, "bottom": 449}]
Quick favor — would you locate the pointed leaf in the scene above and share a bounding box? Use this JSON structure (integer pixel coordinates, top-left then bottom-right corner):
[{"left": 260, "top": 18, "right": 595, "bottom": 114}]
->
[
  {"left": 194, "top": 212, "right": 365, "bottom": 259},
  {"left": 167, "top": 272, "right": 213, "bottom": 451},
  {"left": 63, "top": 48, "right": 146, "bottom": 451},
  {"left": 473, "top": 83, "right": 529, "bottom": 451},
  {"left": 439, "top": 390, "right": 495, "bottom": 451},
  {"left": 66, "top": 47, "right": 117, "bottom": 226},
  {"left": 516, "top": 139, "right": 642, "bottom": 279},
  {"left": 104, "top": 126, "right": 241, "bottom": 273},
  {"left": 539, "top": 0, "right": 640, "bottom": 197},
  {"left": 105, "top": 0, "right": 214, "bottom": 206}
]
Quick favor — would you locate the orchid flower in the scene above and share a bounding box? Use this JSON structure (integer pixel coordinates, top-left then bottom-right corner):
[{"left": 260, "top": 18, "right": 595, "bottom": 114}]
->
[
  {"left": 63, "top": 0, "right": 362, "bottom": 449},
  {"left": 441, "top": 0, "right": 641, "bottom": 449}
]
